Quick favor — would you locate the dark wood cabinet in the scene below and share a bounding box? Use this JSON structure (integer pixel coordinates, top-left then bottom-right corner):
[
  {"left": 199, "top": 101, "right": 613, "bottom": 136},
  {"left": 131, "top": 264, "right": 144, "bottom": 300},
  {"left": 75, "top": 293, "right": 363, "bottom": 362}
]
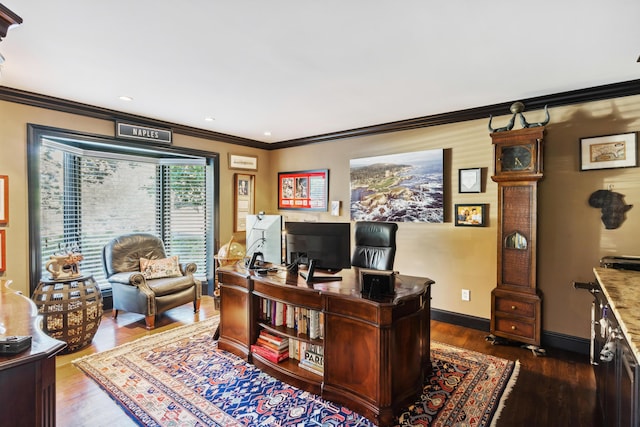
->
[
  {"left": 590, "top": 269, "right": 640, "bottom": 427},
  {"left": 217, "top": 266, "right": 433, "bottom": 427},
  {"left": 0, "top": 280, "right": 66, "bottom": 427}
]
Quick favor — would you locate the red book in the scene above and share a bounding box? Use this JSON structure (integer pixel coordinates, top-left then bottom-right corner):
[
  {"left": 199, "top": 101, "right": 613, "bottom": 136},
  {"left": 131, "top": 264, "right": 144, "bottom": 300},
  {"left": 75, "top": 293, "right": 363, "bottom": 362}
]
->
[
  {"left": 259, "top": 331, "right": 286, "bottom": 346},
  {"left": 256, "top": 337, "right": 288, "bottom": 351},
  {"left": 252, "top": 344, "right": 289, "bottom": 363}
]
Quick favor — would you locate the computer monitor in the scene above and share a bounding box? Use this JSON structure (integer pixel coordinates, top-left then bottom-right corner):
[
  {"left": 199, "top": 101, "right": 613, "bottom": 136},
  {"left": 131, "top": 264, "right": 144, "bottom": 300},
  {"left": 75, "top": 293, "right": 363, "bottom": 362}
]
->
[
  {"left": 245, "top": 214, "right": 283, "bottom": 267},
  {"left": 284, "top": 222, "right": 351, "bottom": 272}
]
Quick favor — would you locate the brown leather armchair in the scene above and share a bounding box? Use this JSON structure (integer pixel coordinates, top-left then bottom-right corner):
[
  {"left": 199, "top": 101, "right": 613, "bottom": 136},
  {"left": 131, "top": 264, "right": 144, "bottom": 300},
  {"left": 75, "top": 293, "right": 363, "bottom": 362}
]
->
[{"left": 102, "top": 233, "right": 201, "bottom": 329}]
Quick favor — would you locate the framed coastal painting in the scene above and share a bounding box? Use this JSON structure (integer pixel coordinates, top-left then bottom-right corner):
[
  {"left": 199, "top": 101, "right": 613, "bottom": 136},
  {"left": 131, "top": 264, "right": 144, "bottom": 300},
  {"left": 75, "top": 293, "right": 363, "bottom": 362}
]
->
[{"left": 350, "top": 149, "right": 443, "bottom": 222}]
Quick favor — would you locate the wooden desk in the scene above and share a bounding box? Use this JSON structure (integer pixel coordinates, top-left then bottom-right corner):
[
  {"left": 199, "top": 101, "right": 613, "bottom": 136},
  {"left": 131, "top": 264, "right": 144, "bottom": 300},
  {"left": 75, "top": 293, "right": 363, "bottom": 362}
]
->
[
  {"left": 217, "top": 265, "right": 434, "bottom": 426},
  {"left": 0, "top": 280, "right": 66, "bottom": 427}
]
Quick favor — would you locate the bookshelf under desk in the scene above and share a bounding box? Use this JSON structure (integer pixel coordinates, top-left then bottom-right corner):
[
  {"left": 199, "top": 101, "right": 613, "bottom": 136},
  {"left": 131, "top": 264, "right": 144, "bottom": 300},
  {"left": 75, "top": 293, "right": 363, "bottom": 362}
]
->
[{"left": 217, "top": 265, "right": 434, "bottom": 427}]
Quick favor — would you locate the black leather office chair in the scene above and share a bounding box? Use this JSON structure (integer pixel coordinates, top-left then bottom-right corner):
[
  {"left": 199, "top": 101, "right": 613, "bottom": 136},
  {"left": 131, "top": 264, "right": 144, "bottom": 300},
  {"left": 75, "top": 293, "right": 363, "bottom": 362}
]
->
[{"left": 351, "top": 221, "right": 398, "bottom": 271}]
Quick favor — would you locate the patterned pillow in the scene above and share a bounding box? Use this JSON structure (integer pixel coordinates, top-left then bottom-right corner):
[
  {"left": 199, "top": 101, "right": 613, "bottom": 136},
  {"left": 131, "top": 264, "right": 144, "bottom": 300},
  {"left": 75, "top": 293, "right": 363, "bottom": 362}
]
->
[{"left": 140, "top": 256, "right": 183, "bottom": 279}]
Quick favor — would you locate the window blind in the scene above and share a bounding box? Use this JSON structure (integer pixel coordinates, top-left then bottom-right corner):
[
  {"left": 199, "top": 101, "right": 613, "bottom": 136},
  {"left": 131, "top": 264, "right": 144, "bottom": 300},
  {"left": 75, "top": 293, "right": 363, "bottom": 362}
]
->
[{"left": 39, "top": 141, "right": 210, "bottom": 289}]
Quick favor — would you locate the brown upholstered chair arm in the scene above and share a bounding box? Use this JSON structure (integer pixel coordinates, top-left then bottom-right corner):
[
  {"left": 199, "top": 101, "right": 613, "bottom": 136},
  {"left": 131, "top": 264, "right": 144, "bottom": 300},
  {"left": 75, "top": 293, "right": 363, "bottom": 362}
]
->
[
  {"left": 180, "top": 262, "right": 197, "bottom": 275},
  {"left": 107, "top": 272, "right": 147, "bottom": 287}
]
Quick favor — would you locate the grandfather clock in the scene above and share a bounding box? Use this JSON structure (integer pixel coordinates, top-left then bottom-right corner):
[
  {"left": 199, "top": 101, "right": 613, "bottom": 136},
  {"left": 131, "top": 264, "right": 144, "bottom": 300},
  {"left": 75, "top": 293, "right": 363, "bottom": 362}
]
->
[{"left": 487, "top": 126, "right": 546, "bottom": 356}]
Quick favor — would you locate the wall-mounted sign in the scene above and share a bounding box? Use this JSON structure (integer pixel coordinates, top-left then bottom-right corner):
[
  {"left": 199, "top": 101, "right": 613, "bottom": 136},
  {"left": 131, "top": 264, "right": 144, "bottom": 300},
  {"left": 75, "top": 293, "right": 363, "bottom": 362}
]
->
[{"left": 115, "top": 121, "right": 172, "bottom": 144}]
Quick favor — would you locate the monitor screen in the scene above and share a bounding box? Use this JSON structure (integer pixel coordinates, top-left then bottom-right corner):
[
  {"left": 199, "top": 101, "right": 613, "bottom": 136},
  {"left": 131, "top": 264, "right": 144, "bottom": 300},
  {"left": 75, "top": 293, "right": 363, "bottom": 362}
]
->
[
  {"left": 246, "top": 214, "right": 283, "bottom": 266},
  {"left": 284, "top": 222, "right": 351, "bottom": 272}
]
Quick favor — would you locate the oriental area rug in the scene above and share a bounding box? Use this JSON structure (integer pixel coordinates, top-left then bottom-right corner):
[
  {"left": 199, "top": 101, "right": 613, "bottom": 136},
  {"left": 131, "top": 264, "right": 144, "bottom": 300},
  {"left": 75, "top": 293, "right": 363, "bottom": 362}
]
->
[{"left": 73, "top": 317, "right": 519, "bottom": 427}]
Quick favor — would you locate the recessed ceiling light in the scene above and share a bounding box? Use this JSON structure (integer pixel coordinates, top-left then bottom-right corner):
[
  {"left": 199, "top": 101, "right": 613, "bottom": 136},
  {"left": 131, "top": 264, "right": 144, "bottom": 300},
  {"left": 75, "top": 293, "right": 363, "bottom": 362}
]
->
[
  {"left": 263, "top": 131, "right": 272, "bottom": 136},
  {"left": 119, "top": 95, "right": 133, "bottom": 101},
  {"left": 205, "top": 117, "right": 215, "bottom": 122}
]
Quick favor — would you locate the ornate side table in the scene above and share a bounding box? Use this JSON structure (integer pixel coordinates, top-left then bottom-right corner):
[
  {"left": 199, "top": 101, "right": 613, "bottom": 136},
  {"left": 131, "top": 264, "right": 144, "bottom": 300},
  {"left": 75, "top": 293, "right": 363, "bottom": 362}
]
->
[{"left": 32, "top": 275, "right": 103, "bottom": 353}]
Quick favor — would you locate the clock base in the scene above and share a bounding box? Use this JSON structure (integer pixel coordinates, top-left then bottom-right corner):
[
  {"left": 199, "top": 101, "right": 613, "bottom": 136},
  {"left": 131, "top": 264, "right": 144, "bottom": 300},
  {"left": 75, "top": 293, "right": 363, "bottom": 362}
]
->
[{"left": 485, "top": 334, "right": 547, "bottom": 357}]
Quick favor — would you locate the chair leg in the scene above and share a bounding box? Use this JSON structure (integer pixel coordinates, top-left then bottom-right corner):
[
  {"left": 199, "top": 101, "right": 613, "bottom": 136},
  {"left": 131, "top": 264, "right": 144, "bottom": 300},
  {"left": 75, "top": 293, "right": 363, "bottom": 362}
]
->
[
  {"left": 112, "top": 309, "right": 119, "bottom": 319},
  {"left": 145, "top": 315, "right": 155, "bottom": 330},
  {"left": 194, "top": 299, "right": 201, "bottom": 313}
]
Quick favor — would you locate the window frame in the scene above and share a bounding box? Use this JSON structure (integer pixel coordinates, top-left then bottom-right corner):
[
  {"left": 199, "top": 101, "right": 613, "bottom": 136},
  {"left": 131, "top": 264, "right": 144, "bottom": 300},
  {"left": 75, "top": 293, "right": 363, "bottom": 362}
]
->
[{"left": 27, "top": 124, "right": 220, "bottom": 296}]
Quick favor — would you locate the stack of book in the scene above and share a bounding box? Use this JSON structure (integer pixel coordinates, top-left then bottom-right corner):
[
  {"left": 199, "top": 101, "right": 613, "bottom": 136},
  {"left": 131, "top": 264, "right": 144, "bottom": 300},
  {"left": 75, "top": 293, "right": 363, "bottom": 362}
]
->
[
  {"left": 251, "top": 331, "right": 289, "bottom": 363},
  {"left": 298, "top": 343, "right": 324, "bottom": 376}
]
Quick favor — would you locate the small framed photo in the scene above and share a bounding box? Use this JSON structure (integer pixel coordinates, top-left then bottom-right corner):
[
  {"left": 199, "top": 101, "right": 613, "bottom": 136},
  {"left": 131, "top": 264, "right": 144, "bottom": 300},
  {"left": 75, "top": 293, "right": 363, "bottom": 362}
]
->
[
  {"left": 0, "top": 175, "right": 7, "bottom": 224},
  {"left": 458, "top": 168, "right": 482, "bottom": 193},
  {"left": 580, "top": 132, "right": 637, "bottom": 171},
  {"left": 455, "top": 204, "right": 488, "bottom": 227},
  {"left": 229, "top": 153, "right": 258, "bottom": 171},
  {"left": 234, "top": 173, "right": 255, "bottom": 232},
  {"left": 0, "top": 230, "right": 5, "bottom": 272}
]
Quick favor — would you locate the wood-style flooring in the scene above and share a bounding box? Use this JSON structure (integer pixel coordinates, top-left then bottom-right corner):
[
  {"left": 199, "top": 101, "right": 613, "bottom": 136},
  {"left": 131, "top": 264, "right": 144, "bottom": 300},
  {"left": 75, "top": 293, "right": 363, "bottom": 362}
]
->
[{"left": 55, "top": 296, "right": 600, "bottom": 426}]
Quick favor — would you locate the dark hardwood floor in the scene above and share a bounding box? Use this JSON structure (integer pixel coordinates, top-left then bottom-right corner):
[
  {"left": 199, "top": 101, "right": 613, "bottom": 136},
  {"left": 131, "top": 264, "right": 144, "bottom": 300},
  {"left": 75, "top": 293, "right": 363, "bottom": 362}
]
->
[{"left": 55, "top": 296, "right": 600, "bottom": 426}]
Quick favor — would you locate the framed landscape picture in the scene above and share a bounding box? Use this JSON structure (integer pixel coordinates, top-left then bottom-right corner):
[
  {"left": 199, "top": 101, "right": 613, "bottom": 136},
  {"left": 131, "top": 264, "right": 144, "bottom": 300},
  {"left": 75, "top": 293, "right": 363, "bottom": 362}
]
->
[{"left": 350, "top": 149, "right": 443, "bottom": 222}]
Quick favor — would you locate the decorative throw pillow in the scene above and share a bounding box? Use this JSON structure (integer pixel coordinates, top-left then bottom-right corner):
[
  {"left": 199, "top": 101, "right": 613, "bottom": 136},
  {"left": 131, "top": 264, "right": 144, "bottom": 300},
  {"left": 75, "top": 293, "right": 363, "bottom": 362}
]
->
[{"left": 140, "top": 256, "right": 183, "bottom": 279}]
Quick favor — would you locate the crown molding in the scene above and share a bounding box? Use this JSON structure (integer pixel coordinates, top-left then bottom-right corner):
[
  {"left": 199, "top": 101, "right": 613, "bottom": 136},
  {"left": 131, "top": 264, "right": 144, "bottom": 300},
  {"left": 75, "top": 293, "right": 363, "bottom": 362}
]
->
[
  {"left": 275, "top": 79, "right": 640, "bottom": 148},
  {"left": 0, "top": 4, "right": 22, "bottom": 42},
  {"left": 2, "top": 79, "right": 639, "bottom": 150}
]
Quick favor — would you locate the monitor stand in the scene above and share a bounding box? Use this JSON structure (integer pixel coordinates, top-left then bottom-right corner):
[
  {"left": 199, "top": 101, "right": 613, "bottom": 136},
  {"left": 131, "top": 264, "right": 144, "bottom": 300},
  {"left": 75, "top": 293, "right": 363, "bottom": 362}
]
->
[{"left": 299, "top": 259, "right": 342, "bottom": 283}]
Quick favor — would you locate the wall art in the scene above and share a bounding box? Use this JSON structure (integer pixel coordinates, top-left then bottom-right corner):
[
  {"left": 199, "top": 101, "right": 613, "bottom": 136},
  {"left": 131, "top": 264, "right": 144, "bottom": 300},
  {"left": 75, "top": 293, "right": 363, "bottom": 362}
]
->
[
  {"left": 278, "top": 169, "right": 328, "bottom": 211},
  {"left": 459, "top": 168, "right": 482, "bottom": 193},
  {"left": 0, "top": 175, "right": 7, "bottom": 224},
  {"left": 350, "top": 149, "right": 443, "bottom": 222},
  {"left": 0, "top": 230, "right": 5, "bottom": 272},
  {"left": 229, "top": 153, "right": 258, "bottom": 171},
  {"left": 234, "top": 173, "right": 255, "bottom": 232},
  {"left": 454, "top": 204, "right": 487, "bottom": 227},
  {"left": 580, "top": 132, "right": 637, "bottom": 171}
]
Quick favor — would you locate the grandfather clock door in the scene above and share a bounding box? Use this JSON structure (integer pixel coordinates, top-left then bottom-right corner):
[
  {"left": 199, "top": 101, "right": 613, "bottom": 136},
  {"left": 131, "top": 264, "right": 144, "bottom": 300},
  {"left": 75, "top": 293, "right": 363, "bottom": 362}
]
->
[{"left": 488, "top": 127, "right": 545, "bottom": 356}]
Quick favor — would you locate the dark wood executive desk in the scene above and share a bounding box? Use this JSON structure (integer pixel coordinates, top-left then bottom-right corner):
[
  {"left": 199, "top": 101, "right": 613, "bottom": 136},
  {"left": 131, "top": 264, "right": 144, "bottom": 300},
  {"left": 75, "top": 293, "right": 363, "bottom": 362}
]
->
[
  {"left": 0, "top": 280, "right": 66, "bottom": 427},
  {"left": 217, "top": 265, "right": 434, "bottom": 427}
]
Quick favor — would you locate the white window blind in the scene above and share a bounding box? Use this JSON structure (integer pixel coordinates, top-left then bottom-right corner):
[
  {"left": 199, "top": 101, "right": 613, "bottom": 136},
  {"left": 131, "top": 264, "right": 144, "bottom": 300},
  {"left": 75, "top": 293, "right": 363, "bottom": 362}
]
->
[{"left": 39, "top": 141, "right": 210, "bottom": 289}]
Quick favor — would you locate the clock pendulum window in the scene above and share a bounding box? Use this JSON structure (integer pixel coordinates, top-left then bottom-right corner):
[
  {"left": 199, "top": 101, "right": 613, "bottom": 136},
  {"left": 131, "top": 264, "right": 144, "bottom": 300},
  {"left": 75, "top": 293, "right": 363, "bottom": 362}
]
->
[{"left": 485, "top": 126, "right": 547, "bottom": 356}]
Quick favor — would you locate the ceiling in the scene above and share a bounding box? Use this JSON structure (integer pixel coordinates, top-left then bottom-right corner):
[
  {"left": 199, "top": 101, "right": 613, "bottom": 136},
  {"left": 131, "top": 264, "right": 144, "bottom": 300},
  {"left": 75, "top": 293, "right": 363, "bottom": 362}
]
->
[{"left": 1, "top": 1, "right": 639, "bottom": 144}]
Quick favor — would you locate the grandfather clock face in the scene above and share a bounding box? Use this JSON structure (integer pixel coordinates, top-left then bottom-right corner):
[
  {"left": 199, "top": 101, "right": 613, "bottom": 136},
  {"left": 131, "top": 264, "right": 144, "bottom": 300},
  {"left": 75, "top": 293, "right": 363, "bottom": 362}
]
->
[{"left": 500, "top": 144, "right": 533, "bottom": 171}]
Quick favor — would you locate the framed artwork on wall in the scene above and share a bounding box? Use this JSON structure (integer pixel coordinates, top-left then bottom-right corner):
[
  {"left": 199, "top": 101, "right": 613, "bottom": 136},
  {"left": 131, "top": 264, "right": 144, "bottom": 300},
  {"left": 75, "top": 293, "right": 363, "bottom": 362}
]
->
[
  {"left": 458, "top": 168, "right": 482, "bottom": 193},
  {"left": 234, "top": 173, "right": 255, "bottom": 232},
  {"left": 229, "top": 153, "right": 258, "bottom": 171},
  {"left": 454, "top": 204, "right": 488, "bottom": 227},
  {"left": 349, "top": 149, "right": 443, "bottom": 222},
  {"left": 580, "top": 132, "right": 637, "bottom": 171},
  {"left": 0, "top": 230, "right": 5, "bottom": 272},
  {"left": 278, "top": 169, "right": 328, "bottom": 211},
  {"left": 0, "top": 175, "right": 7, "bottom": 224}
]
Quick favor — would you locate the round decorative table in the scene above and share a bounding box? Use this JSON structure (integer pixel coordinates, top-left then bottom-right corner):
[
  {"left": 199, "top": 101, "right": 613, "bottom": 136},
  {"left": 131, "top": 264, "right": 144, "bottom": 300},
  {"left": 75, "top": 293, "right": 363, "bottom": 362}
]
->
[{"left": 32, "top": 274, "right": 103, "bottom": 353}]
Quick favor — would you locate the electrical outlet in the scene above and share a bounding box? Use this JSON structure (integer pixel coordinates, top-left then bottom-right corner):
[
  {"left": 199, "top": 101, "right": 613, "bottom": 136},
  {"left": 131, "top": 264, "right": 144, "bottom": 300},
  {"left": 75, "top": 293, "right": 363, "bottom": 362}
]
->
[{"left": 461, "top": 289, "right": 470, "bottom": 301}]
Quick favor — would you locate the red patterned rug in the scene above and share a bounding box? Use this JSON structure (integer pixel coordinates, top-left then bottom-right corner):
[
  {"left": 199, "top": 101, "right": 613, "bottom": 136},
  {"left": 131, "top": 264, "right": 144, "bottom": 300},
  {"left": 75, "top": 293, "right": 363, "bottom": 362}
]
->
[{"left": 74, "top": 317, "right": 518, "bottom": 426}]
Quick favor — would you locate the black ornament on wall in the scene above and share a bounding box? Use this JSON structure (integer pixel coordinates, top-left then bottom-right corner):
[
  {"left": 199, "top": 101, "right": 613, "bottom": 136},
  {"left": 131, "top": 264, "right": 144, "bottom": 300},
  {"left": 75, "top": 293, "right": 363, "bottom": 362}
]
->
[{"left": 588, "top": 189, "right": 633, "bottom": 229}]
